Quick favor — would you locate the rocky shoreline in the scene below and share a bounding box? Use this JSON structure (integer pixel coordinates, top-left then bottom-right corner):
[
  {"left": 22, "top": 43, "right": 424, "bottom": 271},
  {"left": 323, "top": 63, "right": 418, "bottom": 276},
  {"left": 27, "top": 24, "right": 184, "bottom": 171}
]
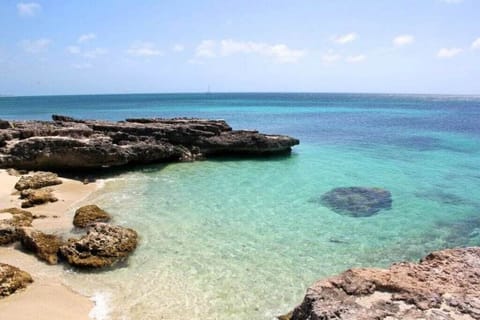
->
[{"left": 0, "top": 115, "right": 299, "bottom": 170}]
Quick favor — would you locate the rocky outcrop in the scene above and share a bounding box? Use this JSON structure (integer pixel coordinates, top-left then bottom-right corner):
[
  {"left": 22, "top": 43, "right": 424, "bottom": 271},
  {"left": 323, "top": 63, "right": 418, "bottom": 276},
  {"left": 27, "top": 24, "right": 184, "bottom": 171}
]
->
[
  {"left": 0, "top": 208, "right": 33, "bottom": 245},
  {"left": 18, "top": 227, "right": 63, "bottom": 264},
  {"left": 19, "top": 188, "right": 58, "bottom": 208},
  {"left": 73, "top": 205, "right": 111, "bottom": 228},
  {"left": 318, "top": 187, "right": 392, "bottom": 217},
  {"left": 0, "top": 115, "right": 299, "bottom": 170},
  {"left": 285, "top": 247, "right": 480, "bottom": 320},
  {"left": 59, "top": 223, "right": 138, "bottom": 268},
  {"left": 14, "top": 171, "right": 62, "bottom": 191},
  {"left": 0, "top": 263, "right": 33, "bottom": 297}
]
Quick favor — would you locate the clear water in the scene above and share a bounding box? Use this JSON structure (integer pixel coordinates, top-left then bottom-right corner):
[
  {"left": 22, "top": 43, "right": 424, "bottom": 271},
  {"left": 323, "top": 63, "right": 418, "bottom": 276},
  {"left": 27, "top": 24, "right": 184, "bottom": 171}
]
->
[{"left": 1, "top": 93, "right": 480, "bottom": 319}]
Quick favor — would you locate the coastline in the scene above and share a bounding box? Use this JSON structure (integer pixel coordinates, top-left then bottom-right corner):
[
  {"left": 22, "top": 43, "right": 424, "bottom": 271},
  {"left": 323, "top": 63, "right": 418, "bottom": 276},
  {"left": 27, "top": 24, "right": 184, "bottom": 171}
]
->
[{"left": 0, "top": 169, "right": 101, "bottom": 320}]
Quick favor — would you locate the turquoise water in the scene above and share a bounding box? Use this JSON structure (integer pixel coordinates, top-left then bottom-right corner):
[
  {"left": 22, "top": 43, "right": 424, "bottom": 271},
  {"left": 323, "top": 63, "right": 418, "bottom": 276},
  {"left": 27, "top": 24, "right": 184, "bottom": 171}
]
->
[{"left": 1, "top": 93, "right": 480, "bottom": 319}]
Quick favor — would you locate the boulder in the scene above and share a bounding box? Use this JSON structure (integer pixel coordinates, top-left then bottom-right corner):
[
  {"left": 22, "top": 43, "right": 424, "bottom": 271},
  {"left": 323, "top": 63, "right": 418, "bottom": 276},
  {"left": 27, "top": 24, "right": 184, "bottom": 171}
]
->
[
  {"left": 14, "top": 172, "right": 62, "bottom": 191},
  {"left": 17, "top": 227, "right": 63, "bottom": 264},
  {"left": 59, "top": 223, "right": 138, "bottom": 268},
  {"left": 0, "top": 116, "right": 299, "bottom": 170},
  {"left": 0, "top": 263, "right": 33, "bottom": 297},
  {"left": 0, "top": 119, "right": 11, "bottom": 130},
  {"left": 20, "top": 188, "right": 58, "bottom": 208},
  {"left": 286, "top": 247, "right": 480, "bottom": 320},
  {"left": 319, "top": 187, "right": 392, "bottom": 217},
  {"left": 73, "top": 204, "right": 111, "bottom": 228},
  {"left": 0, "top": 208, "right": 33, "bottom": 245}
]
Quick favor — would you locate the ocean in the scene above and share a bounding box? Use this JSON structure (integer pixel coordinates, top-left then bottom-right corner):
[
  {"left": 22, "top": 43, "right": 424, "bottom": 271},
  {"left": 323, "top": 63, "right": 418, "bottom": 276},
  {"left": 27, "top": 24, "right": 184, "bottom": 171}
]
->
[{"left": 1, "top": 93, "right": 480, "bottom": 319}]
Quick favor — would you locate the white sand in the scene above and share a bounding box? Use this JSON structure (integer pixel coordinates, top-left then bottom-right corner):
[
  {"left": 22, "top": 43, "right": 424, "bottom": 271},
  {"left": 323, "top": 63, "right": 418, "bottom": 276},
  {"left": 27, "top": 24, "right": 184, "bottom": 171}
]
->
[{"left": 0, "top": 169, "right": 102, "bottom": 320}]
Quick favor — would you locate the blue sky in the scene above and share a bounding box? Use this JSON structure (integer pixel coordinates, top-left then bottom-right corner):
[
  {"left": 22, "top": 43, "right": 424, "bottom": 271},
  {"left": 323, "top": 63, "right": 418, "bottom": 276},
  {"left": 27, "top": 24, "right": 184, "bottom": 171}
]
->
[{"left": 1, "top": 0, "right": 479, "bottom": 95}]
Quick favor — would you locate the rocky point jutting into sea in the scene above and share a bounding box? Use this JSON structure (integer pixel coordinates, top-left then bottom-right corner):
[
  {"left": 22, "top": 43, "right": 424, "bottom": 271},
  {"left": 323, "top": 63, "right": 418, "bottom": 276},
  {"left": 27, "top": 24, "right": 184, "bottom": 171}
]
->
[{"left": 0, "top": 115, "right": 300, "bottom": 170}]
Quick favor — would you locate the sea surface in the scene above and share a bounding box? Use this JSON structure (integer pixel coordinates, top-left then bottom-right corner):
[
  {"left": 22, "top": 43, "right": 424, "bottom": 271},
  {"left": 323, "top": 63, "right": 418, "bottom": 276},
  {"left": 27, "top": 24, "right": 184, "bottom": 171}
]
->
[{"left": 1, "top": 93, "right": 480, "bottom": 319}]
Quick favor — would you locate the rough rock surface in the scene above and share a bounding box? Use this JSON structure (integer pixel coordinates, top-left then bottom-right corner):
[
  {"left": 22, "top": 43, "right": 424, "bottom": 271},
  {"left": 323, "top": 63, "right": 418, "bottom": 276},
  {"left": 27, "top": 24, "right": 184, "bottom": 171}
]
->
[
  {"left": 14, "top": 171, "right": 62, "bottom": 191},
  {"left": 18, "top": 227, "right": 63, "bottom": 264},
  {"left": 19, "top": 188, "right": 58, "bottom": 208},
  {"left": 319, "top": 186, "right": 392, "bottom": 217},
  {"left": 0, "top": 208, "right": 33, "bottom": 245},
  {"left": 0, "top": 115, "right": 299, "bottom": 170},
  {"left": 286, "top": 247, "right": 480, "bottom": 320},
  {"left": 59, "top": 223, "right": 138, "bottom": 268},
  {"left": 73, "top": 204, "right": 111, "bottom": 228},
  {"left": 0, "top": 263, "right": 33, "bottom": 297}
]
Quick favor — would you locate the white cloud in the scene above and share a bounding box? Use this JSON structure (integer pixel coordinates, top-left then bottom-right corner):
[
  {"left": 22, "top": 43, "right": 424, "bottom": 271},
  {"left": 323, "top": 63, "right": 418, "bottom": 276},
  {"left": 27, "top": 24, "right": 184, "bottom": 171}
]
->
[
  {"left": 17, "top": 2, "right": 41, "bottom": 16},
  {"left": 333, "top": 33, "right": 357, "bottom": 44},
  {"left": 21, "top": 38, "right": 51, "bottom": 53},
  {"left": 472, "top": 38, "right": 480, "bottom": 50},
  {"left": 72, "top": 62, "right": 92, "bottom": 69},
  {"left": 437, "top": 47, "right": 463, "bottom": 58},
  {"left": 321, "top": 50, "right": 341, "bottom": 64},
  {"left": 78, "top": 33, "right": 97, "bottom": 43},
  {"left": 195, "top": 39, "right": 305, "bottom": 63},
  {"left": 393, "top": 34, "right": 414, "bottom": 47},
  {"left": 83, "top": 48, "right": 108, "bottom": 59},
  {"left": 127, "top": 42, "right": 163, "bottom": 57},
  {"left": 195, "top": 40, "right": 217, "bottom": 58},
  {"left": 346, "top": 55, "right": 366, "bottom": 63},
  {"left": 172, "top": 44, "right": 184, "bottom": 52},
  {"left": 67, "top": 46, "right": 81, "bottom": 54}
]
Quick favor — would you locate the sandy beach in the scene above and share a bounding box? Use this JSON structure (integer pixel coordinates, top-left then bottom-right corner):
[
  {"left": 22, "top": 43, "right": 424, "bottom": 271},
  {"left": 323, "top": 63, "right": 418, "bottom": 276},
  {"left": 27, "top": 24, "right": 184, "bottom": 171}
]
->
[{"left": 0, "top": 169, "right": 101, "bottom": 320}]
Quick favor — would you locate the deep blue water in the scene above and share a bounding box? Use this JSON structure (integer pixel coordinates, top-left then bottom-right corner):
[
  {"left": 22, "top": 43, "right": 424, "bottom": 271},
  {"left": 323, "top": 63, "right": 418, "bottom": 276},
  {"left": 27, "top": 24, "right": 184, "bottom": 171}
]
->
[{"left": 1, "top": 93, "right": 480, "bottom": 319}]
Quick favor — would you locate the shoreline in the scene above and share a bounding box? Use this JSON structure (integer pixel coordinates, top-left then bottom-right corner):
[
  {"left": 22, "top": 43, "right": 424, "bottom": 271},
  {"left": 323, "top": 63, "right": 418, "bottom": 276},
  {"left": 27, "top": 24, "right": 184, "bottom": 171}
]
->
[{"left": 0, "top": 169, "right": 102, "bottom": 320}]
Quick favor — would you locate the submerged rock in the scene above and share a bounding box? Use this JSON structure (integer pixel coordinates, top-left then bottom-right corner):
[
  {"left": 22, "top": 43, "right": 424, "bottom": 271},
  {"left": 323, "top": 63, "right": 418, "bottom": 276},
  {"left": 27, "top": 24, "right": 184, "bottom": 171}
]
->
[
  {"left": 73, "top": 204, "right": 111, "bottom": 228},
  {"left": 0, "top": 115, "right": 299, "bottom": 170},
  {"left": 14, "top": 171, "right": 62, "bottom": 191},
  {"left": 20, "top": 188, "right": 58, "bottom": 208},
  {"left": 286, "top": 247, "right": 480, "bottom": 320},
  {"left": 0, "top": 208, "right": 33, "bottom": 245},
  {"left": 59, "top": 223, "right": 138, "bottom": 268},
  {"left": 319, "top": 187, "right": 392, "bottom": 217},
  {"left": 0, "top": 263, "right": 33, "bottom": 297},
  {"left": 18, "top": 227, "right": 63, "bottom": 265}
]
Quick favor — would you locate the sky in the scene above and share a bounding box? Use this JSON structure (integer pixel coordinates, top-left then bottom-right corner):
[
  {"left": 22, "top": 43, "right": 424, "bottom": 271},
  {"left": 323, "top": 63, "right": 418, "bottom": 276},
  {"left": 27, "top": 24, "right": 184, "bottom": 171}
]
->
[{"left": 0, "top": 0, "right": 479, "bottom": 96}]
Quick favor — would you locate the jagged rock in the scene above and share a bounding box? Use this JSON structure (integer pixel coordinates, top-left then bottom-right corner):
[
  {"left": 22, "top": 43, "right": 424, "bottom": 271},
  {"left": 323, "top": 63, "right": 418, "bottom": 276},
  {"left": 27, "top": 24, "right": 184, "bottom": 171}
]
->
[
  {"left": 73, "top": 204, "right": 111, "bottom": 228},
  {"left": 287, "top": 247, "right": 480, "bottom": 320},
  {"left": 0, "top": 208, "right": 33, "bottom": 245},
  {"left": 17, "top": 227, "right": 63, "bottom": 264},
  {"left": 319, "top": 187, "right": 392, "bottom": 217},
  {"left": 0, "top": 119, "right": 11, "bottom": 129},
  {"left": 0, "top": 115, "right": 299, "bottom": 170},
  {"left": 0, "top": 263, "right": 33, "bottom": 297},
  {"left": 20, "top": 188, "right": 58, "bottom": 208},
  {"left": 14, "top": 171, "right": 62, "bottom": 191},
  {"left": 59, "top": 223, "right": 138, "bottom": 268}
]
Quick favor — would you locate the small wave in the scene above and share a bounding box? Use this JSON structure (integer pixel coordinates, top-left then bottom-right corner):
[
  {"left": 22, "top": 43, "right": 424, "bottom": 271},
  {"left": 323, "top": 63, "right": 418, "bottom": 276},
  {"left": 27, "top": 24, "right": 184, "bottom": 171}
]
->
[{"left": 89, "top": 291, "right": 111, "bottom": 320}]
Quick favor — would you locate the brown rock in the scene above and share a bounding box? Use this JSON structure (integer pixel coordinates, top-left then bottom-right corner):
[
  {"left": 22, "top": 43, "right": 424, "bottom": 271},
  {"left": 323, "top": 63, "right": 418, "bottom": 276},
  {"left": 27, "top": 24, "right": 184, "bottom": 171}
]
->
[
  {"left": 59, "top": 223, "right": 138, "bottom": 268},
  {"left": 0, "top": 263, "right": 33, "bottom": 297},
  {"left": 14, "top": 171, "right": 62, "bottom": 191},
  {"left": 20, "top": 188, "right": 58, "bottom": 208},
  {"left": 288, "top": 247, "right": 480, "bottom": 320},
  {"left": 73, "top": 204, "right": 111, "bottom": 228},
  {"left": 17, "top": 227, "right": 63, "bottom": 264},
  {"left": 0, "top": 208, "right": 33, "bottom": 245}
]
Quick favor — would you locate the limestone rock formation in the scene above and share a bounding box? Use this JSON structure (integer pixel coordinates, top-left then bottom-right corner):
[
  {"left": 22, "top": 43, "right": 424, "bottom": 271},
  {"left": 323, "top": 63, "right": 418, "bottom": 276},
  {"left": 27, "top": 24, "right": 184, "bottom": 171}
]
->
[
  {"left": 19, "top": 188, "right": 58, "bottom": 208},
  {"left": 0, "top": 263, "right": 33, "bottom": 297},
  {"left": 14, "top": 171, "right": 62, "bottom": 191},
  {"left": 285, "top": 247, "right": 480, "bottom": 320},
  {"left": 0, "top": 115, "right": 299, "bottom": 170},
  {"left": 17, "top": 227, "right": 63, "bottom": 264},
  {"left": 0, "top": 208, "right": 33, "bottom": 245},
  {"left": 59, "top": 223, "right": 138, "bottom": 268},
  {"left": 73, "top": 204, "right": 111, "bottom": 228},
  {"left": 319, "top": 186, "right": 392, "bottom": 217}
]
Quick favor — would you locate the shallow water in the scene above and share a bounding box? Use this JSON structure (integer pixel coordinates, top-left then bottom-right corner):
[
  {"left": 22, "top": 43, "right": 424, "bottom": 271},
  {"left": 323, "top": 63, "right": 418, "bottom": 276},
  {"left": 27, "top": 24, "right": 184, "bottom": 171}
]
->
[{"left": 1, "top": 93, "right": 480, "bottom": 319}]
